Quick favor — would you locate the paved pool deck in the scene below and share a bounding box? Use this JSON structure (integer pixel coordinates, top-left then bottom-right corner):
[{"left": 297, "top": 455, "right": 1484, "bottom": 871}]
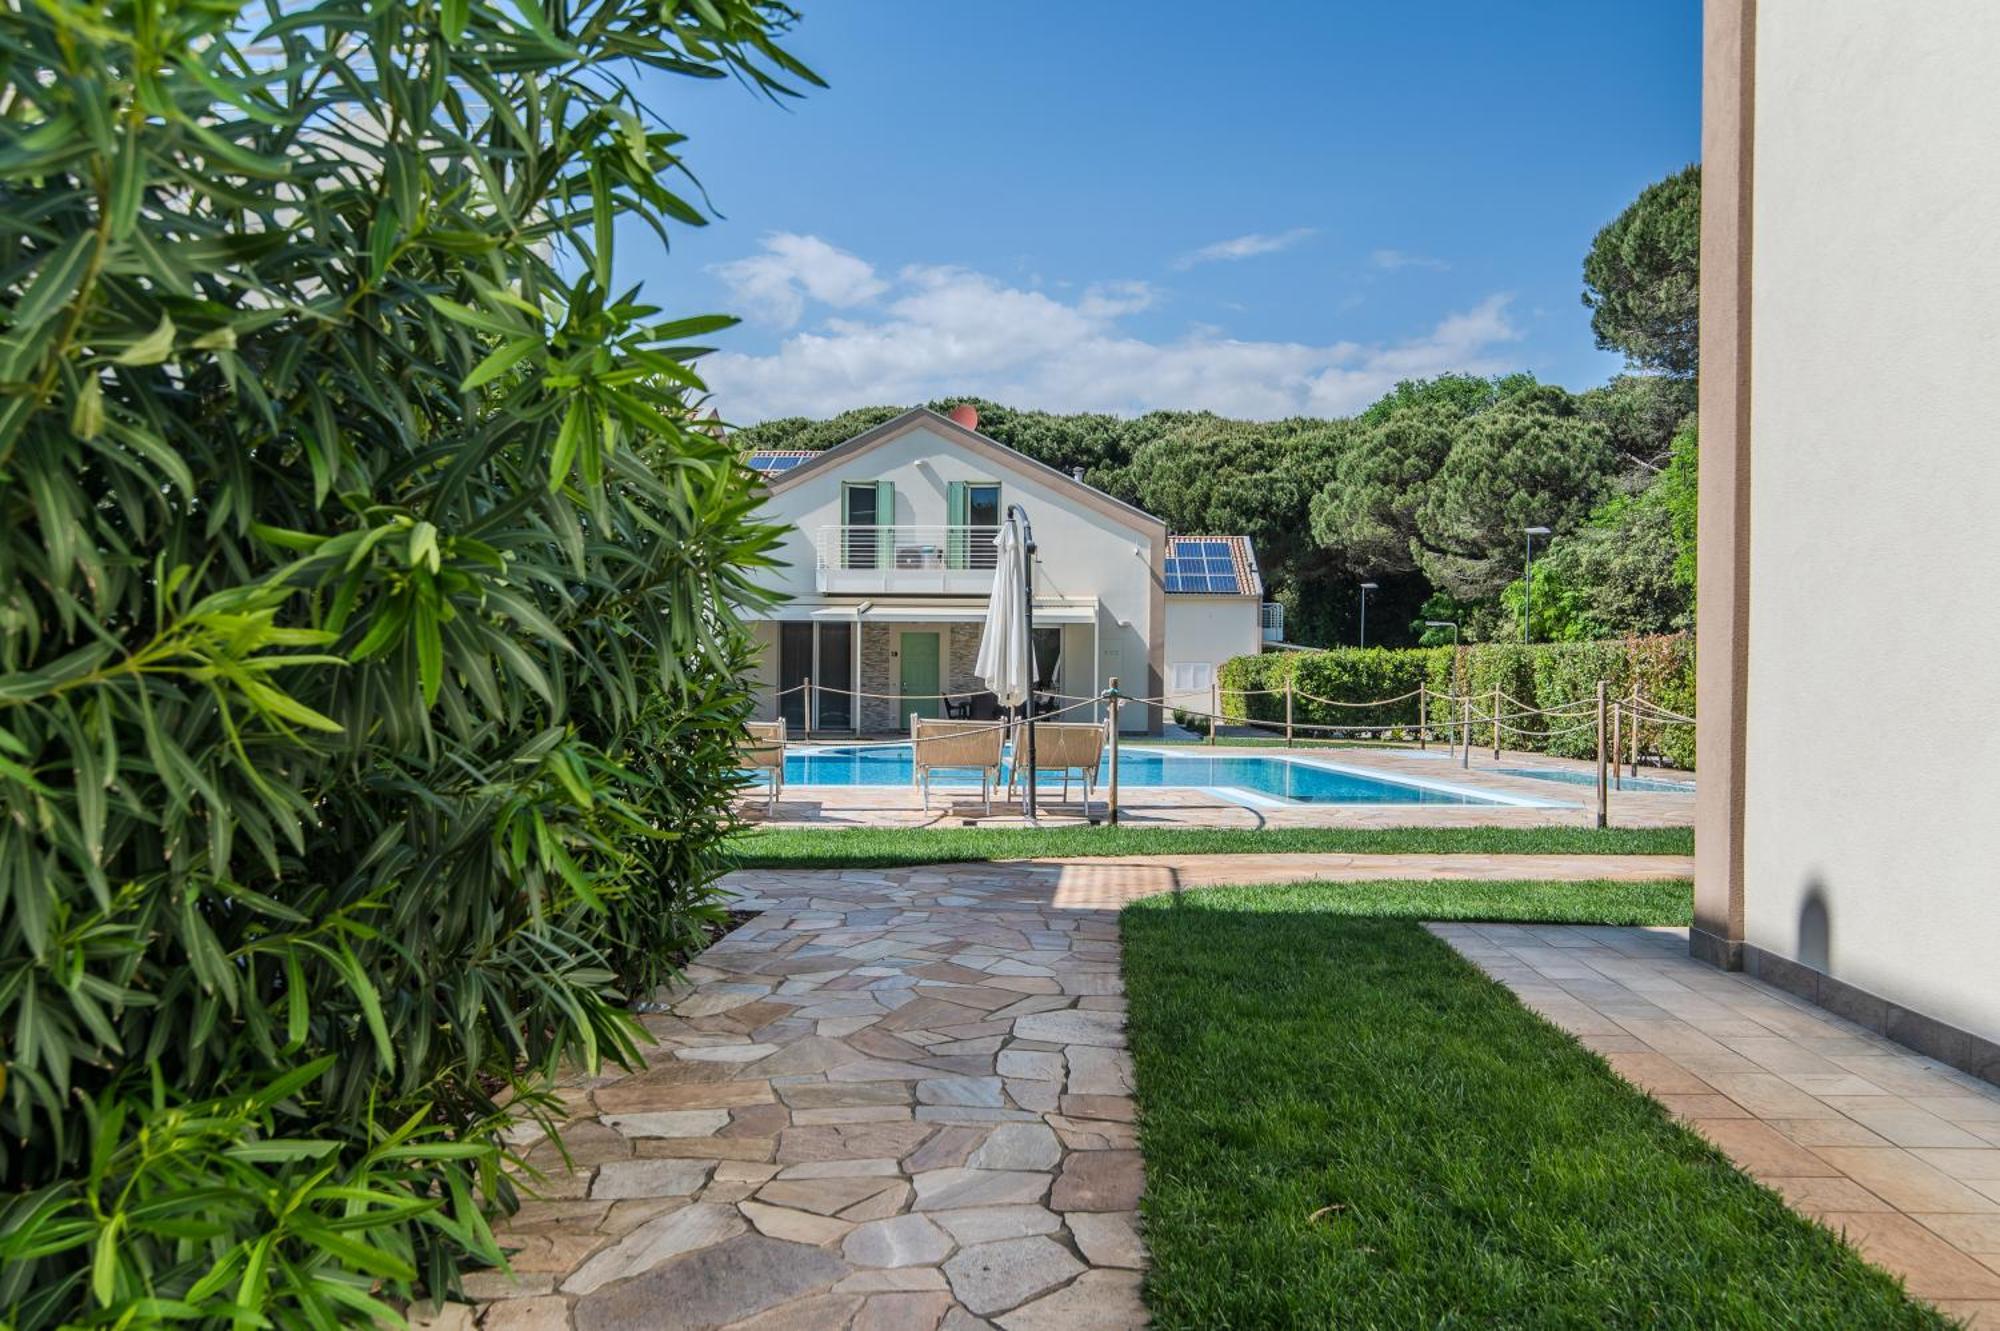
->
[{"left": 742, "top": 742, "right": 1694, "bottom": 831}]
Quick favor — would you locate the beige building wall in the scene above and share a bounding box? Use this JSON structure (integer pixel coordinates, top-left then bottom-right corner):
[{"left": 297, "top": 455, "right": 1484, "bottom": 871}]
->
[
  {"left": 1162, "top": 597, "right": 1263, "bottom": 714},
  {"left": 1723, "top": 1, "right": 2000, "bottom": 1048}
]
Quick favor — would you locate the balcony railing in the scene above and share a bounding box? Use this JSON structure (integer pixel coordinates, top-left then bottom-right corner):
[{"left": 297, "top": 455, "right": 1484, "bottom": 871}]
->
[
  {"left": 1261, "top": 601, "right": 1285, "bottom": 642},
  {"left": 813, "top": 525, "right": 1003, "bottom": 593}
]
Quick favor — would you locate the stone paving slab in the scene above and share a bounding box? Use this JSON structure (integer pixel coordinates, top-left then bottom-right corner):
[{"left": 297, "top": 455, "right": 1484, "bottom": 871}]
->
[
  {"left": 1433, "top": 922, "right": 2000, "bottom": 1327},
  {"left": 469, "top": 864, "right": 1151, "bottom": 1330}
]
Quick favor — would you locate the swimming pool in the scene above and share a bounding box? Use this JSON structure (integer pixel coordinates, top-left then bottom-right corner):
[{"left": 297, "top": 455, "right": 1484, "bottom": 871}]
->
[
  {"left": 774, "top": 745, "right": 1540, "bottom": 807},
  {"left": 1494, "top": 766, "right": 1694, "bottom": 795}
]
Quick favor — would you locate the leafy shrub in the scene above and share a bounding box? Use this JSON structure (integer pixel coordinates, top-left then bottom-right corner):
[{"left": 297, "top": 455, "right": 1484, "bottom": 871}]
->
[
  {"left": 0, "top": 0, "right": 809, "bottom": 1322},
  {"left": 1220, "top": 636, "right": 1696, "bottom": 767}
]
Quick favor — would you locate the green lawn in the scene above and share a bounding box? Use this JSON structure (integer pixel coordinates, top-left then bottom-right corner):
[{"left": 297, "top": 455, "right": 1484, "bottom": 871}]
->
[
  {"left": 1122, "top": 883, "right": 1948, "bottom": 1329},
  {"left": 728, "top": 823, "right": 1693, "bottom": 869}
]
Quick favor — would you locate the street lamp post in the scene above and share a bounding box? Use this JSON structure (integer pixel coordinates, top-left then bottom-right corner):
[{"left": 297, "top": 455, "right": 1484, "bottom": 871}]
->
[
  {"left": 1521, "top": 526, "right": 1551, "bottom": 643},
  {"left": 1358, "top": 582, "right": 1379, "bottom": 648},
  {"left": 1425, "top": 619, "right": 1462, "bottom": 755}
]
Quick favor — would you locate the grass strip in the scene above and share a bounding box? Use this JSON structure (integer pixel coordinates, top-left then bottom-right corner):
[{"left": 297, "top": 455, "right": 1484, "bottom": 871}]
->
[
  {"left": 1122, "top": 885, "right": 1946, "bottom": 1328},
  {"left": 729, "top": 823, "right": 1693, "bottom": 869}
]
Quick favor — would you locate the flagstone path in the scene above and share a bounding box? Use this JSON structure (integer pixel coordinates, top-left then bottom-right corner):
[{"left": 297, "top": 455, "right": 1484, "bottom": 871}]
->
[{"left": 468, "top": 864, "right": 1148, "bottom": 1330}]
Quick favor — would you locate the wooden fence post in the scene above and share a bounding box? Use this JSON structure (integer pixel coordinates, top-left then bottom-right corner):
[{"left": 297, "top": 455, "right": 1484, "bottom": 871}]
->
[
  {"left": 1491, "top": 682, "right": 1502, "bottom": 760},
  {"left": 1461, "top": 696, "right": 1472, "bottom": 769},
  {"left": 1209, "top": 680, "right": 1219, "bottom": 745},
  {"left": 1595, "top": 681, "right": 1609, "bottom": 829},
  {"left": 1284, "top": 678, "right": 1294, "bottom": 747},
  {"left": 1418, "top": 681, "right": 1427, "bottom": 750},
  {"left": 804, "top": 675, "right": 813, "bottom": 740}
]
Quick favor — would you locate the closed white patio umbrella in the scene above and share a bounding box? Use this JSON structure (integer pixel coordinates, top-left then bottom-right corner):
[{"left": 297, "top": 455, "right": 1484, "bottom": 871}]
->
[{"left": 974, "top": 511, "right": 1039, "bottom": 821}]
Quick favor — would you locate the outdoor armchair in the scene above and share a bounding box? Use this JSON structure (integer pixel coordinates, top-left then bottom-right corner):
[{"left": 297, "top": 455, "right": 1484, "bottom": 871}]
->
[
  {"left": 1007, "top": 719, "right": 1107, "bottom": 809},
  {"left": 739, "top": 719, "right": 786, "bottom": 813},
  {"left": 910, "top": 714, "right": 1005, "bottom": 814}
]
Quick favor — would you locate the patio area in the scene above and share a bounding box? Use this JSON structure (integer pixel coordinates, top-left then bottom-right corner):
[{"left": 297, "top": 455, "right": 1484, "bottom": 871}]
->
[
  {"left": 467, "top": 863, "right": 1150, "bottom": 1330},
  {"left": 741, "top": 742, "right": 1695, "bottom": 832}
]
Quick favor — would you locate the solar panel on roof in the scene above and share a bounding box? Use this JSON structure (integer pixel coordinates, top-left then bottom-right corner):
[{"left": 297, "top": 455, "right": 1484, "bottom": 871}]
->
[{"left": 745, "top": 452, "right": 808, "bottom": 472}]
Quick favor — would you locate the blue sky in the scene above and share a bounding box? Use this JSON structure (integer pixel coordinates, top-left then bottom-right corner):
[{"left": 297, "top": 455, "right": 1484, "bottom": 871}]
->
[{"left": 633, "top": 2, "right": 1699, "bottom": 423}]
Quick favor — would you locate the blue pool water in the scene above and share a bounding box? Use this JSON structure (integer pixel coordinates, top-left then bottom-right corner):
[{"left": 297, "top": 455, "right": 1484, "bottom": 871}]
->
[
  {"left": 775, "top": 745, "right": 1505, "bottom": 806},
  {"left": 1495, "top": 766, "right": 1694, "bottom": 794}
]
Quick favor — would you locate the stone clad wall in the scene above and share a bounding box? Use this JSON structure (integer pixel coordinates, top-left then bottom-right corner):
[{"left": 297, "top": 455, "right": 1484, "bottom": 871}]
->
[{"left": 859, "top": 623, "right": 895, "bottom": 733}]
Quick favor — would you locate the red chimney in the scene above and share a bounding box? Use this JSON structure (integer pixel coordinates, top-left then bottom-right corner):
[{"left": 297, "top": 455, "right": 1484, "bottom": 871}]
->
[{"left": 947, "top": 403, "right": 979, "bottom": 431}]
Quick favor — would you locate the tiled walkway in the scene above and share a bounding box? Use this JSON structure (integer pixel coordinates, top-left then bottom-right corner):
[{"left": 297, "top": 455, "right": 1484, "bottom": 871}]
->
[
  {"left": 470, "top": 865, "right": 1146, "bottom": 1330},
  {"left": 1434, "top": 922, "right": 2000, "bottom": 1327}
]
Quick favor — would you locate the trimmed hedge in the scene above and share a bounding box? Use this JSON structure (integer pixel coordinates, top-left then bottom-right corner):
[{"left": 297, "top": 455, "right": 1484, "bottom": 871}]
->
[{"left": 1219, "top": 635, "right": 1695, "bottom": 769}]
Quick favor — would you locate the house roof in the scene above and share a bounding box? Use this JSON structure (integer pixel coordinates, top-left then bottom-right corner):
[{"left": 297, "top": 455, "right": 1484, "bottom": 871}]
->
[
  {"left": 742, "top": 449, "right": 816, "bottom": 474},
  {"left": 1164, "top": 534, "right": 1263, "bottom": 597},
  {"left": 761, "top": 407, "right": 1167, "bottom": 539}
]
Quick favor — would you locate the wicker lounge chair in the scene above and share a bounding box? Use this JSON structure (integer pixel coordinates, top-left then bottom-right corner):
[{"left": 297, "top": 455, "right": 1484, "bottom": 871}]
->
[
  {"left": 910, "top": 714, "right": 1005, "bottom": 814},
  {"left": 739, "top": 719, "right": 786, "bottom": 813},
  {"left": 1008, "top": 720, "right": 1106, "bottom": 809}
]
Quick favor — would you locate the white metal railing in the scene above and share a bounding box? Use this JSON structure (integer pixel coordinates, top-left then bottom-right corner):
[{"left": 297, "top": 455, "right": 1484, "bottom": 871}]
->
[
  {"left": 1261, "top": 601, "right": 1285, "bottom": 642},
  {"left": 813, "top": 525, "right": 1003, "bottom": 591}
]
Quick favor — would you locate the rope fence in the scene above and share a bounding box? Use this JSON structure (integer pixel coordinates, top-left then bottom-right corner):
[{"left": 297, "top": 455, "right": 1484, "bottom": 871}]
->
[{"left": 749, "top": 672, "right": 1698, "bottom": 829}]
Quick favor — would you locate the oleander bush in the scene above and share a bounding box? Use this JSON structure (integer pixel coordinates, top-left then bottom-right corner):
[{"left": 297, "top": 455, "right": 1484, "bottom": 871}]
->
[
  {"left": 0, "top": 0, "right": 809, "bottom": 1323},
  {"left": 1220, "top": 634, "right": 1695, "bottom": 768}
]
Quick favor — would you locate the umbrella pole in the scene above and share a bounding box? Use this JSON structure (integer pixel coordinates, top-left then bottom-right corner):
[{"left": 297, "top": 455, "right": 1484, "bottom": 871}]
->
[{"left": 1008, "top": 505, "right": 1038, "bottom": 826}]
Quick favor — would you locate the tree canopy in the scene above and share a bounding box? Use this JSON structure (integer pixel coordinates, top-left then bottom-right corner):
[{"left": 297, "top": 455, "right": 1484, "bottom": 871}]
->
[{"left": 1582, "top": 163, "right": 1702, "bottom": 377}]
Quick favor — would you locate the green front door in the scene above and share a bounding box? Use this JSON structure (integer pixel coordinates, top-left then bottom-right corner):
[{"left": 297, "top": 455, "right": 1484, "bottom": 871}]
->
[{"left": 899, "top": 632, "right": 941, "bottom": 724}]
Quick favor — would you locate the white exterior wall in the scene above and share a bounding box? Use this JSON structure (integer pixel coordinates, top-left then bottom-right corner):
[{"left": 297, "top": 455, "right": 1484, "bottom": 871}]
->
[
  {"left": 1163, "top": 597, "right": 1263, "bottom": 715},
  {"left": 755, "top": 419, "right": 1165, "bottom": 731},
  {"left": 1743, "top": 2, "right": 2000, "bottom": 1042}
]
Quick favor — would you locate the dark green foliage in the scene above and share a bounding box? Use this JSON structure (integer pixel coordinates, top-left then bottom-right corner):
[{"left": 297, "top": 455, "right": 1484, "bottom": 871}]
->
[
  {"left": 1308, "top": 405, "right": 1457, "bottom": 576},
  {"left": 1505, "top": 488, "right": 1693, "bottom": 640},
  {"left": 1116, "top": 415, "right": 1353, "bottom": 644},
  {"left": 732, "top": 404, "right": 908, "bottom": 452},
  {"left": 1578, "top": 372, "right": 1697, "bottom": 470},
  {"left": 1311, "top": 379, "right": 1619, "bottom": 603},
  {"left": 1124, "top": 894, "right": 1949, "bottom": 1329},
  {"left": 729, "top": 825, "right": 1694, "bottom": 869},
  {"left": 1583, "top": 164, "right": 1703, "bottom": 377},
  {"left": 1219, "top": 635, "right": 1696, "bottom": 768},
  {"left": 1355, "top": 369, "right": 1550, "bottom": 423},
  {"left": 1221, "top": 647, "right": 1447, "bottom": 733},
  {"left": 1413, "top": 406, "right": 1618, "bottom": 597},
  {"left": 0, "top": 0, "right": 806, "bottom": 1321}
]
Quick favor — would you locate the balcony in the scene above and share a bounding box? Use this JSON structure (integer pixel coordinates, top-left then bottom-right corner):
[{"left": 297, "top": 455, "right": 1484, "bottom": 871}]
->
[
  {"left": 1261, "top": 601, "right": 1285, "bottom": 642},
  {"left": 814, "top": 525, "right": 1004, "bottom": 594}
]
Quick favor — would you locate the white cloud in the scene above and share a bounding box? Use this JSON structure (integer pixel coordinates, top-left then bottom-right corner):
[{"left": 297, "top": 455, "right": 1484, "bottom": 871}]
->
[
  {"left": 1370, "top": 248, "right": 1451, "bottom": 272},
  {"left": 1170, "top": 227, "right": 1317, "bottom": 270},
  {"left": 710, "top": 233, "right": 887, "bottom": 328},
  {"left": 700, "top": 237, "right": 1521, "bottom": 422}
]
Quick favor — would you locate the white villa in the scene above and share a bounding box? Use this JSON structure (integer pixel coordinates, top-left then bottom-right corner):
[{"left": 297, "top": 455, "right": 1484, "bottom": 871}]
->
[{"left": 742, "top": 405, "right": 1281, "bottom": 736}]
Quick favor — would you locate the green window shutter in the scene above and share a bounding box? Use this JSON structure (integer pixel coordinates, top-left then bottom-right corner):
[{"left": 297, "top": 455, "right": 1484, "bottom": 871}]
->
[
  {"left": 946, "top": 480, "right": 967, "bottom": 569},
  {"left": 876, "top": 480, "right": 895, "bottom": 566}
]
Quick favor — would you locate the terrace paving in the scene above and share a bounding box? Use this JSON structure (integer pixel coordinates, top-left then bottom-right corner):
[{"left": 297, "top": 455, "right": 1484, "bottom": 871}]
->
[
  {"left": 481, "top": 855, "right": 2000, "bottom": 1331},
  {"left": 466, "top": 864, "right": 1152, "bottom": 1330},
  {"left": 1435, "top": 922, "right": 2000, "bottom": 1327}
]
